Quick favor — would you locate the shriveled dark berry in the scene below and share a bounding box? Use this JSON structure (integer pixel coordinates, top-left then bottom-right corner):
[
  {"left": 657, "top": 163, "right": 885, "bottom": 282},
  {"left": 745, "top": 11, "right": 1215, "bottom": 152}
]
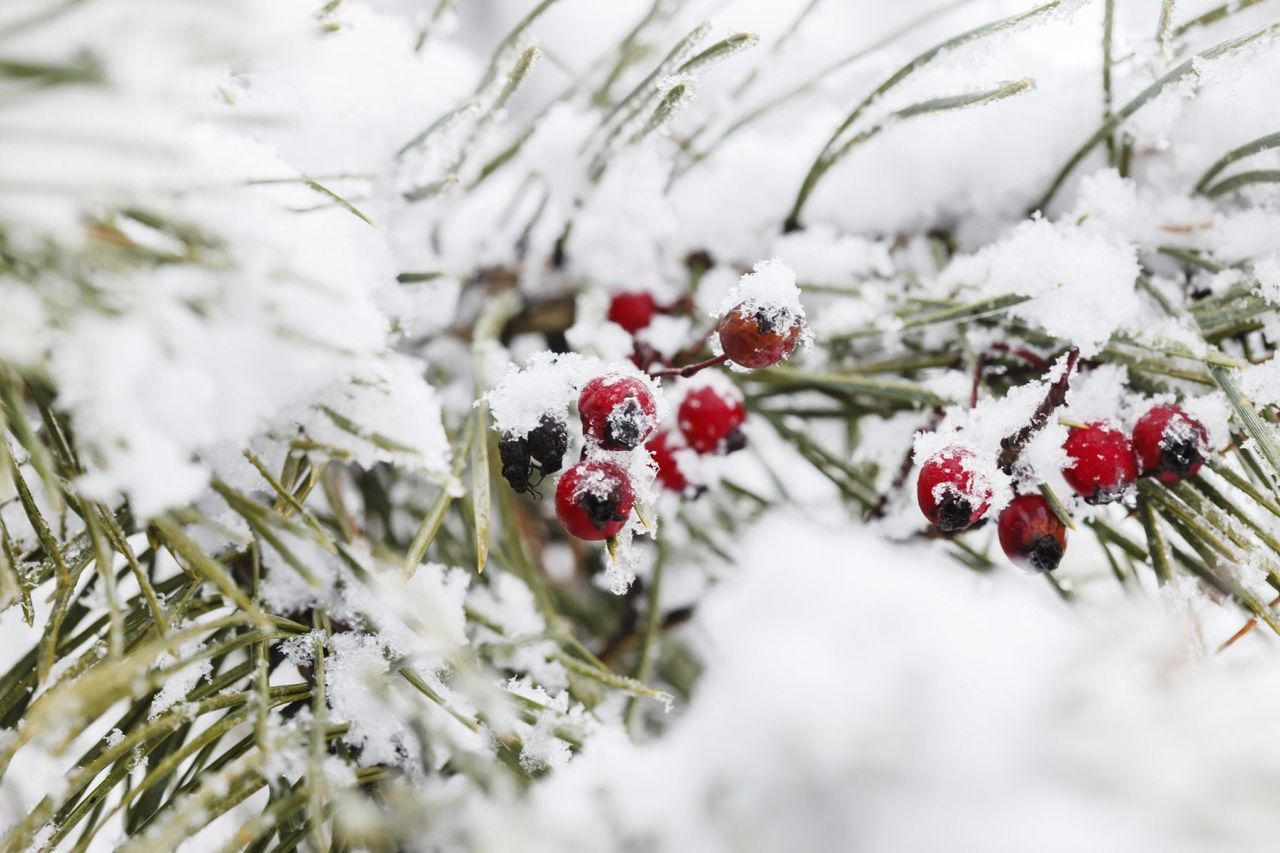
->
[
  {"left": 499, "top": 433, "right": 532, "bottom": 493},
  {"left": 527, "top": 414, "right": 568, "bottom": 474}
]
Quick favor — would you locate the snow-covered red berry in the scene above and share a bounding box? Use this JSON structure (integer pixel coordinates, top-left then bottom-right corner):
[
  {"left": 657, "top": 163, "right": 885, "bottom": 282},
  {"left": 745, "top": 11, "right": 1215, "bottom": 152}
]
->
[
  {"left": 678, "top": 385, "right": 746, "bottom": 454},
  {"left": 608, "top": 292, "right": 659, "bottom": 334},
  {"left": 916, "top": 447, "right": 992, "bottom": 533},
  {"left": 1132, "top": 405, "right": 1208, "bottom": 483},
  {"left": 578, "top": 374, "right": 658, "bottom": 451},
  {"left": 715, "top": 303, "right": 803, "bottom": 369},
  {"left": 1062, "top": 422, "right": 1137, "bottom": 504},
  {"left": 647, "top": 432, "right": 691, "bottom": 494},
  {"left": 998, "top": 494, "right": 1067, "bottom": 572},
  {"left": 555, "top": 460, "right": 635, "bottom": 540}
]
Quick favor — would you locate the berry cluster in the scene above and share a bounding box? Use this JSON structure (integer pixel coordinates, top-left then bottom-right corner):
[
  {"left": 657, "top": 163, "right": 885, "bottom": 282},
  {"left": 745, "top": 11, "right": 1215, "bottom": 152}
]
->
[
  {"left": 607, "top": 284, "right": 806, "bottom": 377},
  {"left": 603, "top": 279, "right": 803, "bottom": 502},
  {"left": 498, "top": 414, "right": 569, "bottom": 495},
  {"left": 493, "top": 280, "right": 807, "bottom": 544},
  {"left": 916, "top": 404, "right": 1208, "bottom": 572},
  {"left": 498, "top": 371, "right": 660, "bottom": 541}
]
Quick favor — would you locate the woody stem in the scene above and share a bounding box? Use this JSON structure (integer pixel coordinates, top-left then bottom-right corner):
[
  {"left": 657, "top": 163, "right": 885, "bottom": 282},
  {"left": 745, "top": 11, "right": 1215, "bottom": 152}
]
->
[
  {"left": 649, "top": 353, "right": 729, "bottom": 379},
  {"left": 997, "top": 347, "right": 1081, "bottom": 474}
]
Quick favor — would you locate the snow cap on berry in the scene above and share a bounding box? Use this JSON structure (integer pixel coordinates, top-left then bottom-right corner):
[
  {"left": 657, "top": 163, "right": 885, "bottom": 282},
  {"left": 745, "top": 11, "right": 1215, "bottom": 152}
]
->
[
  {"left": 916, "top": 446, "right": 995, "bottom": 532},
  {"left": 487, "top": 353, "right": 667, "bottom": 443},
  {"left": 711, "top": 259, "right": 809, "bottom": 369}
]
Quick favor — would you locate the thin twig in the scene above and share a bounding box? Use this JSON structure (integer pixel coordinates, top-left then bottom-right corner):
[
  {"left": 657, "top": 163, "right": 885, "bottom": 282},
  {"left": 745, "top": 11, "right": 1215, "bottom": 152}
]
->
[{"left": 997, "top": 348, "right": 1080, "bottom": 473}]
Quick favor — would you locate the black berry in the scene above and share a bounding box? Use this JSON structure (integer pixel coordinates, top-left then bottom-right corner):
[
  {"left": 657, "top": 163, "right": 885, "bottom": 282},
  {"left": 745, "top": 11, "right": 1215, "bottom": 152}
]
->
[
  {"left": 499, "top": 433, "right": 532, "bottom": 494},
  {"left": 527, "top": 414, "right": 568, "bottom": 474}
]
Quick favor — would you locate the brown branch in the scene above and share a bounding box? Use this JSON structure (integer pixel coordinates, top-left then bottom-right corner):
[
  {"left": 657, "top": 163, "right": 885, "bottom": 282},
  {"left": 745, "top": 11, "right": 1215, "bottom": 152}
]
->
[
  {"left": 871, "top": 408, "right": 944, "bottom": 520},
  {"left": 997, "top": 347, "right": 1080, "bottom": 474},
  {"left": 649, "top": 353, "right": 729, "bottom": 380},
  {"left": 1218, "top": 592, "right": 1280, "bottom": 653},
  {"left": 987, "top": 343, "right": 1051, "bottom": 371},
  {"left": 969, "top": 354, "right": 986, "bottom": 409}
]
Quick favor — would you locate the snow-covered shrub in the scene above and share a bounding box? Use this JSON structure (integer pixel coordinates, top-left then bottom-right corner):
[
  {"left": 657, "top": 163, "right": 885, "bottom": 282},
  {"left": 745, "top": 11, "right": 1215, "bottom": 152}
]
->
[{"left": 3, "top": 0, "right": 1280, "bottom": 849}]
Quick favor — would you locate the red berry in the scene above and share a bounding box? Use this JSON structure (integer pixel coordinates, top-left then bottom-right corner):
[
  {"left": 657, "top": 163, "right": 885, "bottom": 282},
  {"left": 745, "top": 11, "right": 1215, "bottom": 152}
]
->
[
  {"left": 607, "top": 292, "right": 658, "bottom": 334},
  {"left": 997, "top": 494, "right": 1067, "bottom": 572},
  {"left": 715, "top": 302, "right": 802, "bottom": 369},
  {"left": 647, "top": 432, "right": 691, "bottom": 493},
  {"left": 677, "top": 386, "right": 746, "bottom": 454},
  {"left": 1062, "top": 422, "right": 1138, "bottom": 504},
  {"left": 1132, "top": 405, "right": 1208, "bottom": 483},
  {"left": 578, "top": 374, "right": 659, "bottom": 451},
  {"left": 555, "top": 460, "right": 635, "bottom": 540},
  {"left": 916, "top": 447, "right": 993, "bottom": 533}
]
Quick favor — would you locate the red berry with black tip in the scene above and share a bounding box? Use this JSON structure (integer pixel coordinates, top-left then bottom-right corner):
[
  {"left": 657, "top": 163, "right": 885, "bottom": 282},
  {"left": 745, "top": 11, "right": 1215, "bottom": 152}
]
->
[
  {"left": 608, "top": 292, "right": 659, "bottom": 334},
  {"left": 916, "top": 447, "right": 993, "bottom": 533},
  {"left": 715, "top": 302, "right": 802, "bottom": 369},
  {"left": 647, "top": 432, "right": 692, "bottom": 494},
  {"left": 578, "top": 374, "right": 659, "bottom": 451},
  {"left": 677, "top": 386, "right": 746, "bottom": 454},
  {"left": 998, "top": 494, "right": 1067, "bottom": 572},
  {"left": 555, "top": 460, "right": 635, "bottom": 540},
  {"left": 1062, "top": 422, "right": 1138, "bottom": 504},
  {"left": 1132, "top": 405, "right": 1208, "bottom": 483}
]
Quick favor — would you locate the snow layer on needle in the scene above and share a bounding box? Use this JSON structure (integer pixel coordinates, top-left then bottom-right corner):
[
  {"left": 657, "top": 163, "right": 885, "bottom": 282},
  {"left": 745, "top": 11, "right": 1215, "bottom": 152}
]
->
[
  {"left": 0, "top": 1, "right": 470, "bottom": 516},
  {"left": 941, "top": 217, "right": 1142, "bottom": 357},
  {"left": 567, "top": 290, "right": 637, "bottom": 363},
  {"left": 1255, "top": 254, "right": 1280, "bottom": 304},
  {"left": 772, "top": 226, "right": 895, "bottom": 283},
  {"left": 325, "top": 632, "right": 427, "bottom": 772},
  {"left": 147, "top": 636, "right": 211, "bottom": 719},
  {"left": 454, "top": 516, "right": 1280, "bottom": 853},
  {"left": 569, "top": 147, "right": 681, "bottom": 291},
  {"left": 636, "top": 315, "right": 696, "bottom": 360},
  {"left": 297, "top": 354, "right": 452, "bottom": 479}
]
